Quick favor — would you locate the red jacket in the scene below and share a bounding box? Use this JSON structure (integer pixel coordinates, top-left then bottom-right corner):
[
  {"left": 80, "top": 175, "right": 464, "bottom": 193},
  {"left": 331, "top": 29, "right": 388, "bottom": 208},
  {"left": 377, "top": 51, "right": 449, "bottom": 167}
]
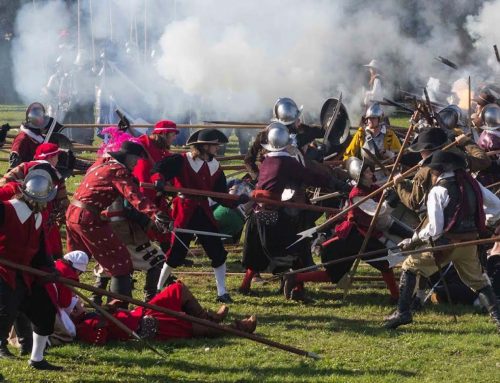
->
[
  {"left": 0, "top": 199, "right": 49, "bottom": 289},
  {"left": 10, "top": 128, "right": 43, "bottom": 165},
  {"left": 334, "top": 184, "right": 383, "bottom": 239},
  {"left": 171, "top": 153, "right": 232, "bottom": 228}
]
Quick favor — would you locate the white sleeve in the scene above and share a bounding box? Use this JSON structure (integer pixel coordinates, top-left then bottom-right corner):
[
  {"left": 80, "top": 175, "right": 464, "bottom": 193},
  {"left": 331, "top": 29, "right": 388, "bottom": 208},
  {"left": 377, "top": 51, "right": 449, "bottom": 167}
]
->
[
  {"left": 480, "top": 183, "right": 500, "bottom": 226},
  {"left": 418, "top": 186, "right": 449, "bottom": 240},
  {"left": 371, "top": 78, "right": 383, "bottom": 101}
]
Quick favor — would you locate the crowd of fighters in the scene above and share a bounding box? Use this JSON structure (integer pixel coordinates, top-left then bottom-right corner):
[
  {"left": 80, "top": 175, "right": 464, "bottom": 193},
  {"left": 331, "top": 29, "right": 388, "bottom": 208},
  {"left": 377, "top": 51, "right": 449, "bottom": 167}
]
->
[{"left": 1, "top": 83, "right": 500, "bottom": 370}]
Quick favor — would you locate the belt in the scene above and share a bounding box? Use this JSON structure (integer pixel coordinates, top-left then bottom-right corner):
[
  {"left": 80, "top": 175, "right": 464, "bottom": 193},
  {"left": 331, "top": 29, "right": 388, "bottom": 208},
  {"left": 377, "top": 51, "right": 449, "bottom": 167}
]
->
[{"left": 71, "top": 200, "right": 103, "bottom": 218}]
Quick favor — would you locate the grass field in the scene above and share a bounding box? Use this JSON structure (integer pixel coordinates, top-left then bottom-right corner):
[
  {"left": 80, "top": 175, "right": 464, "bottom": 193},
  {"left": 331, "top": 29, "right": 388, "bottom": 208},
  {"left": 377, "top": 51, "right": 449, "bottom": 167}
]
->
[{"left": 0, "top": 107, "right": 499, "bottom": 383}]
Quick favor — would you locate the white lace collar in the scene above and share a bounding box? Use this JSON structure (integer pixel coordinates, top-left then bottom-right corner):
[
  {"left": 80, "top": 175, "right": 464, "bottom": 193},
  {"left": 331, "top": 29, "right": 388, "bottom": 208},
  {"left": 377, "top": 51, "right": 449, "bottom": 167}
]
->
[{"left": 186, "top": 152, "right": 220, "bottom": 176}]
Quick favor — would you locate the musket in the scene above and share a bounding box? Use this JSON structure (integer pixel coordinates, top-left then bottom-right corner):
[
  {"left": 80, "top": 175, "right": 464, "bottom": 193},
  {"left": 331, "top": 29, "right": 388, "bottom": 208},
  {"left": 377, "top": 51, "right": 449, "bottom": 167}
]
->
[
  {"left": 140, "top": 183, "right": 341, "bottom": 215},
  {"left": 382, "top": 98, "right": 415, "bottom": 114},
  {"left": 265, "top": 236, "right": 500, "bottom": 283},
  {"left": 288, "top": 135, "right": 468, "bottom": 248},
  {"left": 0, "top": 258, "right": 320, "bottom": 360}
]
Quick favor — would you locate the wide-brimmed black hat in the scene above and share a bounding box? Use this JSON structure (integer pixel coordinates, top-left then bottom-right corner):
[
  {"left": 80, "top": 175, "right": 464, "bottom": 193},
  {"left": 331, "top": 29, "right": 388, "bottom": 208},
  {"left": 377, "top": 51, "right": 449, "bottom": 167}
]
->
[
  {"left": 422, "top": 150, "right": 467, "bottom": 172},
  {"left": 408, "top": 128, "right": 448, "bottom": 152},
  {"left": 186, "top": 128, "right": 228, "bottom": 145},
  {"left": 108, "top": 141, "right": 147, "bottom": 164}
]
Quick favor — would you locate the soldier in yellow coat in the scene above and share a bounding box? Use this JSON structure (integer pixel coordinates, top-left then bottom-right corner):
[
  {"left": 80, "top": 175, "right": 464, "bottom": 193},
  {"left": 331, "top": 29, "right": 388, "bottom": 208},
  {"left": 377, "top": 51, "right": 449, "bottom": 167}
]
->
[{"left": 343, "top": 103, "right": 401, "bottom": 161}]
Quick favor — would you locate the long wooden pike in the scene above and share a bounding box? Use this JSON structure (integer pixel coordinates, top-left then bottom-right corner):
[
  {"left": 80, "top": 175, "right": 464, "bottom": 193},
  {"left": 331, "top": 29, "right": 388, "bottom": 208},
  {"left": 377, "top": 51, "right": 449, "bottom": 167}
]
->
[
  {"left": 342, "top": 121, "right": 417, "bottom": 299},
  {"left": 266, "top": 236, "right": 500, "bottom": 283},
  {"left": 0, "top": 258, "right": 320, "bottom": 360},
  {"left": 140, "top": 183, "right": 340, "bottom": 215},
  {"left": 69, "top": 286, "right": 170, "bottom": 359},
  {"left": 288, "top": 135, "right": 469, "bottom": 248}
]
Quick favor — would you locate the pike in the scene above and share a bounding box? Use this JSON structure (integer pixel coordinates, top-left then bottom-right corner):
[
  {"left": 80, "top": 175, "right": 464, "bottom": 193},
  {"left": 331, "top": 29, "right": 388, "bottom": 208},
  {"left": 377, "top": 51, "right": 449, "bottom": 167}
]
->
[
  {"left": 43, "top": 117, "right": 58, "bottom": 143},
  {"left": 310, "top": 191, "right": 342, "bottom": 203},
  {"left": 140, "top": 183, "right": 341, "bottom": 215},
  {"left": 174, "top": 228, "right": 232, "bottom": 238},
  {"left": 288, "top": 135, "right": 468, "bottom": 248},
  {"left": 0, "top": 258, "right": 320, "bottom": 360},
  {"left": 68, "top": 286, "right": 169, "bottom": 359},
  {"left": 323, "top": 93, "right": 343, "bottom": 152},
  {"left": 268, "top": 236, "right": 500, "bottom": 283}
]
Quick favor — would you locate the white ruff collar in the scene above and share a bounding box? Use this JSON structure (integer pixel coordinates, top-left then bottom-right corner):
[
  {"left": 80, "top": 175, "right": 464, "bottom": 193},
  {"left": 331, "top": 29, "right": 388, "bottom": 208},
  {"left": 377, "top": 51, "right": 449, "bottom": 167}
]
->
[
  {"left": 9, "top": 199, "right": 42, "bottom": 229},
  {"left": 186, "top": 152, "right": 219, "bottom": 176},
  {"left": 20, "top": 125, "right": 44, "bottom": 144}
]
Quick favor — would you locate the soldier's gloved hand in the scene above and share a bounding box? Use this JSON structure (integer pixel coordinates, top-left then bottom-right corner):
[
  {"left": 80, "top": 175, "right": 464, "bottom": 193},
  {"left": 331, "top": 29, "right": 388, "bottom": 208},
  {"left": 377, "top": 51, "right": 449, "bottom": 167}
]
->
[
  {"left": 385, "top": 188, "right": 400, "bottom": 208},
  {"left": 154, "top": 211, "right": 173, "bottom": 233},
  {"left": 237, "top": 193, "right": 251, "bottom": 205},
  {"left": 398, "top": 234, "right": 423, "bottom": 251}
]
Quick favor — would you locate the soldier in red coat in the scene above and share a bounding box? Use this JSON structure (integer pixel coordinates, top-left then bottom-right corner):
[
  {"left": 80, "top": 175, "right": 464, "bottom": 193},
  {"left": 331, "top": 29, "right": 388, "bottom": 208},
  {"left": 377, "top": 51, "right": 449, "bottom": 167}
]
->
[
  {"left": 65, "top": 141, "right": 169, "bottom": 300},
  {"left": 76, "top": 281, "right": 256, "bottom": 345},
  {"left": 0, "top": 169, "right": 62, "bottom": 370},
  {"left": 8, "top": 102, "right": 63, "bottom": 169},
  {"left": 153, "top": 129, "right": 249, "bottom": 303},
  {"left": 1, "top": 143, "right": 68, "bottom": 259}
]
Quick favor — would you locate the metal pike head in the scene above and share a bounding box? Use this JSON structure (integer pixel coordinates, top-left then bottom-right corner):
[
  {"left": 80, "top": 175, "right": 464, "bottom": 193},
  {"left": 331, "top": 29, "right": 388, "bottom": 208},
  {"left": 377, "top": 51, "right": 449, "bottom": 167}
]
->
[{"left": 286, "top": 227, "right": 318, "bottom": 249}]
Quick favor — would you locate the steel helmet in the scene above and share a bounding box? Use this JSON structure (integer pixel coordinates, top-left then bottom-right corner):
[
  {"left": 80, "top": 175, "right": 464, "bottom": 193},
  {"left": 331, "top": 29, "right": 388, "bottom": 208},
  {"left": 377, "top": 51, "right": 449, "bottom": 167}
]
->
[
  {"left": 345, "top": 156, "right": 373, "bottom": 185},
  {"left": 261, "top": 122, "right": 290, "bottom": 152},
  {"left": 437, "top": 104, "right": 463, "bottom": 130},
  {"left": 481, "top": 103, "right": 500, "bottom": 131},
  {"left": 271, "top": 97, "right": 303, "bottom": 126},
  {"left": 25, "top": 102, "right": 47, "bottom": 129},
  {"left": 21, "top": 169, "right": 57, "bottom": 203},
  {"left": 365, "top": 102, "right": 384, "bottom": 119}
]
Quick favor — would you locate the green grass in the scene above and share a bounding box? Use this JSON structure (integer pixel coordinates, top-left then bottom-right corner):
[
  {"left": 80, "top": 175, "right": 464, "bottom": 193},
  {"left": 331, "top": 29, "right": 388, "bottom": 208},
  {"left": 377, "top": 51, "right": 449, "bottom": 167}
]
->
[{"left": 0, "top": 107, "right": 499, "bottom": 383}]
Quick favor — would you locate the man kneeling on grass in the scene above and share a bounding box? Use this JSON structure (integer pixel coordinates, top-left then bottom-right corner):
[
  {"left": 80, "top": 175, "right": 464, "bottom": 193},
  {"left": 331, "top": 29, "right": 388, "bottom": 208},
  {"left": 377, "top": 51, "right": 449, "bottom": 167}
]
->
[{"left": 76, "top": 281, "right": 257, "bottom": 345}]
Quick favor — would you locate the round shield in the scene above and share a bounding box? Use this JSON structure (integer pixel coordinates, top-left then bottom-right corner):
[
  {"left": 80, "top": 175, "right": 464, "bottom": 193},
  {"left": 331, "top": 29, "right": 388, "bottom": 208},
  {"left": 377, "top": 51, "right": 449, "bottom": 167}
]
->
[
  {"left": 48, "top": 133, "right": 75, "bottom": 178},
  {"left": 320, "top": 98, "right": 351, "bottom": 155}
]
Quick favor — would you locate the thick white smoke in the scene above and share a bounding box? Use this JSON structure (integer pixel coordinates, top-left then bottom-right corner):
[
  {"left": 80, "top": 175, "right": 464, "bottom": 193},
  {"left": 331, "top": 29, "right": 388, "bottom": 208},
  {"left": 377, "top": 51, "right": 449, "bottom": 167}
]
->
[{"left": 9, "top": 0, "right": 500, "bottom": 124}]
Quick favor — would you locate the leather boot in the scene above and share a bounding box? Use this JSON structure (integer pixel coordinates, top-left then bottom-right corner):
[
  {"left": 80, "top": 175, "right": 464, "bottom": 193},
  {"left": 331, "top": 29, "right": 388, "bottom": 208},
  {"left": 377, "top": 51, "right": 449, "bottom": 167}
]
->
[
  {"left": 144, "top": 266, "right": 161, "bottom": 302},
  {"left": 230, "top": 315, "right": 257, "bottom": 334},
  {"left": 384, "top": 271, "right": 417, "bottom": 329},
  {"left": 90, "top": 276, "right": 110, "bottom": 306},
  {"left": 477, "top": 285, "right": 500, "bottom": 333},
  {"left": 181, "top": 283, "right": 229, "bottom": 322},
  {"left": 14, "top": 313, "right": 32, "bottom": 356},
  {"left": 110, "top": 275, "right": 132, "bottom": 308}
]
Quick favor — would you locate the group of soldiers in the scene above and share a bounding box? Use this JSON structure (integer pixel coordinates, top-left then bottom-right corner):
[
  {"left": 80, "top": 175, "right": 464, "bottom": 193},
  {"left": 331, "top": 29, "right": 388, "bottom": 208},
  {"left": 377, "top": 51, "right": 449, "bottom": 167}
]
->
[{"left": 1, "top": 79, "right": 500, "bottom": 370}]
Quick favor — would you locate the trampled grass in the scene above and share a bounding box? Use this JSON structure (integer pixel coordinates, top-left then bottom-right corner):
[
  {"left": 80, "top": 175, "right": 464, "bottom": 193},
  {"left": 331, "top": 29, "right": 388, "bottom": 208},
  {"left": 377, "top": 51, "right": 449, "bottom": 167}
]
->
[{"left": 0, "top": 107, "right": 499, "bottom": 383}]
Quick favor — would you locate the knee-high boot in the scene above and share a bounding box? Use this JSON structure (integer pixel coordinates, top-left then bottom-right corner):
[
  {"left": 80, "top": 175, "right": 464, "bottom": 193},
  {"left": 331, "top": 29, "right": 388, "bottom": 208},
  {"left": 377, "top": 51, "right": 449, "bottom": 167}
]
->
[{"left": 384, "top": 271, "right": 417, "bottom": 329}]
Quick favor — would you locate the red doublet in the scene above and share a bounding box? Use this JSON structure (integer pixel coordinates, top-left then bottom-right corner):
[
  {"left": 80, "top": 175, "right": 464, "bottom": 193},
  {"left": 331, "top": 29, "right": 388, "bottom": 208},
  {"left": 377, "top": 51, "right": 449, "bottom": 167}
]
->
[
  {"left": 45, "top": 260, "right": 79, "bottom": 309},
  {"left": 10, "top": 129, "right": 43, "bottom": 164},
  {"left": 66, "top": 157, "right": 158, "bottom": 276},
  {"left": 171, "top": 153, "right": 225, "bottom": 229},
  {"left": 333, "top": 184, "right": 383, "bottom": 240},
  {"left": 0, "top": 200, "right": 43, "bottom": 289}
]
